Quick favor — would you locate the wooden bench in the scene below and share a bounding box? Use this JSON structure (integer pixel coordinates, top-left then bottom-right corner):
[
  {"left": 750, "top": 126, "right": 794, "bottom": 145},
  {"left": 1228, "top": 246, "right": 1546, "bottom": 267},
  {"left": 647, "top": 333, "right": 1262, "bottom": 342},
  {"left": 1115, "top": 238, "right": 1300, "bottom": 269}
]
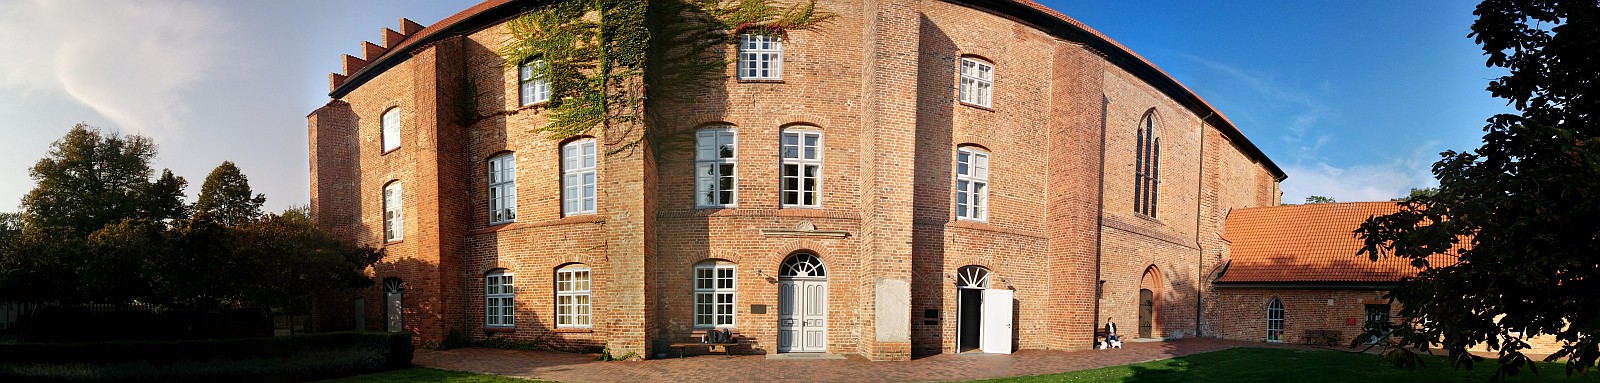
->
[
  {"left": 1302, "top": 330, "right": 1341, "bottom": 346},
  {"left": 667, "top": 330, "right": 739, "bottom": 358}
]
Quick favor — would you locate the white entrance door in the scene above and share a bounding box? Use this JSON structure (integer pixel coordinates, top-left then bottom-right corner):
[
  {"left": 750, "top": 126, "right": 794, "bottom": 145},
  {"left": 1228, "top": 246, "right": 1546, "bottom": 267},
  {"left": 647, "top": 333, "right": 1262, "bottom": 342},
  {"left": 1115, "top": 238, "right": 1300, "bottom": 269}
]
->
[
  {"left": 980, "top": 289, "right": 1013, "bottom": 354},
  {"left": 778, "top": 253, "right": 828, "bottom": 353},
  {"left": 383, "top": 278, "right": 403, "bottom": 333}
]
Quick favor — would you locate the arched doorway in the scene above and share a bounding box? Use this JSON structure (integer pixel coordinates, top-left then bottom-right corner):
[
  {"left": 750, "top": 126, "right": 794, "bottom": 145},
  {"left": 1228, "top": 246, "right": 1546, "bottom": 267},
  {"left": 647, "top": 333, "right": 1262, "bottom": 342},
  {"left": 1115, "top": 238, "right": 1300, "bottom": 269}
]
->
[
  {"left": 1138, "top": 266, "right": 1161, "bottom": 339},
  {"left": 383, "top": 277, "right": 403, "bottom": 333},
  {"left": 778, "top": 253, "right": 827, "bottom": 352},
  {"left": 954, "top": 265, "right": 1012, "bottom": 354}
]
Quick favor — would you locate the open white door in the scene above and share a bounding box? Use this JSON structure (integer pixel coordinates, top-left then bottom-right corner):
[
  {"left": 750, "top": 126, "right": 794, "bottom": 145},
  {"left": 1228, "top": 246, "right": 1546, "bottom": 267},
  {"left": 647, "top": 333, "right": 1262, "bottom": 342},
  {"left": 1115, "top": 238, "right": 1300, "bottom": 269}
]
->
[{"left": 980, "top": 289, "right": 1013, "bottom": 354}]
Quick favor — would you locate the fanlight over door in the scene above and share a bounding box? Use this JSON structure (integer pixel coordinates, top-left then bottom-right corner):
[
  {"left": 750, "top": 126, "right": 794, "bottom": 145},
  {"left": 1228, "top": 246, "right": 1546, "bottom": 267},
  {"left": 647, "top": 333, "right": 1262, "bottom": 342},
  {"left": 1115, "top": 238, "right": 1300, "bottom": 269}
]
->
[
  {"left": 778, "top": 253, "right": 827, "bottom": 353},
  {"left": 956, "top": 266, "right": 990, "bottom": 289}
]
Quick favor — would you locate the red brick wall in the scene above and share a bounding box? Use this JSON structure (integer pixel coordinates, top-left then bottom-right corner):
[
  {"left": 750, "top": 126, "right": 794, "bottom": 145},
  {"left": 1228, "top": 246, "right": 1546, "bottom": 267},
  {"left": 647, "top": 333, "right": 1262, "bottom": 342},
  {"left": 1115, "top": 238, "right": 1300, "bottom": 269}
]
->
[
  {"left": 308, "top": 0, "right": 1284, "bottom": 360},
  {"left": 1214, "top": 288, "right": 1395, "bottom": 345}
]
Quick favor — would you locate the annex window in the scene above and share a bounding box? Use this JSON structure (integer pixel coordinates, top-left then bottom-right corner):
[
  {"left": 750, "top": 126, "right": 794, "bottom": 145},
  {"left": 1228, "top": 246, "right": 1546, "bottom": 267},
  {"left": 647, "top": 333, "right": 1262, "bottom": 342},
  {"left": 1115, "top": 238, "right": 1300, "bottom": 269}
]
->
[
  {"left": 520, "top": 59, "right": 551, "bottom": 106},
  {"left": 556, "top": 265, "right": 592, "bottom": 328},
  {"left": 780, "top": 129, "right": 822, "bottom": 208},
  {"left": 693, "top": 261, "right": 736, "bottom": 328},
  {"left": 1266, "top": 298, "right": 1285, "bottom": 342},
  {"left": 959, "top": 57, "right": 993, "bottom": 108},
  {"left": 383, "top": 181, "right": 403, "bottom": 242},
  {"left": 485, "top": 270, "right": 514, "bottom": 327},
  {"left": 737, "top": 33, "right": 782, "bottom": 80},
  {"left": 381, "top": 108, "right": 401, "bottom": 152},
  {"left": 488, "top": 153, "right": 517, "bottom": 225},
  {"left": 1134, "top": 112, "right": 1160, "bottom": 217},
  {"left": 696, "top": 127, "right": 738, "bottom": 207},
  {"left": 956, "top": 147, "right": 990, "bottom": 221},
  {"left": 562, "top": 139, "right": 597, "bottom": 216}
]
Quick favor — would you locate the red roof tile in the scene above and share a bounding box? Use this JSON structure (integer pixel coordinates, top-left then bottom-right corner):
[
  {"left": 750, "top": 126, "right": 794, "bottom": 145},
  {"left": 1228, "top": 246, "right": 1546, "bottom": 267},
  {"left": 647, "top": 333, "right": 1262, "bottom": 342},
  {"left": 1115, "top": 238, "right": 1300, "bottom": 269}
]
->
[{"left": 1218, "top": 202, "right": 1455, "bottom": 284}]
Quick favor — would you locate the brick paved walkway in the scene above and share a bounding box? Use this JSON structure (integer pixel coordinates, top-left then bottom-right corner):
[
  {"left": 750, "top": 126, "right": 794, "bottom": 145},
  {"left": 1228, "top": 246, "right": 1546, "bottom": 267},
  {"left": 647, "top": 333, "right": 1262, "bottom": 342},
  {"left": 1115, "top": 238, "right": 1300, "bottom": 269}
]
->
[{"left": 415, "top": 338, "right": 1318, "bottom": 382}]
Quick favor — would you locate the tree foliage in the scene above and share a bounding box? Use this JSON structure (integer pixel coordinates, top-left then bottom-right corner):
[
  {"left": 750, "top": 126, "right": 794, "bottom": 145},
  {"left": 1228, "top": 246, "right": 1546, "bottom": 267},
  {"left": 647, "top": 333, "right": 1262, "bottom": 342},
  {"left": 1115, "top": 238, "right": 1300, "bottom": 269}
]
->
[
  {"left": 20, "top": 124, "right": 176, "bottom": 236},
  {"left": 1304, "top": 195, "right": 1337, "bottom": 204},
  {"left": 194, "top": 161, "right": 266, "bottom": 226},
  {"left": 1355, "top": 0, "right": 1600, "bottom": 379}
]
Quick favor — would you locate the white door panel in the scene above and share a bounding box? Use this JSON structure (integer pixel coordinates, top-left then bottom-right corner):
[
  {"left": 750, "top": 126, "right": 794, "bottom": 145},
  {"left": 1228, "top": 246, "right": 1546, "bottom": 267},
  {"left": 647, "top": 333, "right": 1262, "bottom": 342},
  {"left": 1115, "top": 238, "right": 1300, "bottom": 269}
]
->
[{"left": 981, "top": 289, "right": 1013, "bottom": 354}]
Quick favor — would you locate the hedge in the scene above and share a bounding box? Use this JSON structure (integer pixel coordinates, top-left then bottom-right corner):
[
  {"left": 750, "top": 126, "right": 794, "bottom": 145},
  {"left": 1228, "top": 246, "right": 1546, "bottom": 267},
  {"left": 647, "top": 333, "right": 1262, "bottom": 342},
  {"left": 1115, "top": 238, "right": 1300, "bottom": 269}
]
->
[{"left": 0, "top": 331, "right": 412, "bottom": 382}]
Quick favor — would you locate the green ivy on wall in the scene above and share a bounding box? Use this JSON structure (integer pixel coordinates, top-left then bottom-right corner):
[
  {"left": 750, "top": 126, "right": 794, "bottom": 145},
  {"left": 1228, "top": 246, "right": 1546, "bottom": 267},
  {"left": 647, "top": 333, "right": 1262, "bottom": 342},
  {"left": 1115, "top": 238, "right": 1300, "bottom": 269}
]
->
[{"left": 494, "top": 0, "right": 834, "bottom": 156}]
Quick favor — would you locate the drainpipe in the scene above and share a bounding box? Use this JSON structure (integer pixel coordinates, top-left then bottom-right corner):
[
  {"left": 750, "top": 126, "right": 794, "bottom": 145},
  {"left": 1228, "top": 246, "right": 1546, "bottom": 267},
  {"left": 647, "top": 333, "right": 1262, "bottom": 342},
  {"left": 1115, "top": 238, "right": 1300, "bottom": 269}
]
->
[
  {"left": 1093, "top": 95, "right": 1109, "bottom": 344},
  {"left": 1195, "top": 110, "right": 1214, "bottom": 338}
]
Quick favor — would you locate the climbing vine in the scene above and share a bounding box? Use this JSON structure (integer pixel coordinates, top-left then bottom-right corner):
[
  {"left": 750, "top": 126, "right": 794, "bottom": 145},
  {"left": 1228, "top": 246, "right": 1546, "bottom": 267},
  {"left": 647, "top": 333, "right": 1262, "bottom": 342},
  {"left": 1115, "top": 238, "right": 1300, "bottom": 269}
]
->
[{"left": 493, "top": 0, "right": 834, "bottom": 156}]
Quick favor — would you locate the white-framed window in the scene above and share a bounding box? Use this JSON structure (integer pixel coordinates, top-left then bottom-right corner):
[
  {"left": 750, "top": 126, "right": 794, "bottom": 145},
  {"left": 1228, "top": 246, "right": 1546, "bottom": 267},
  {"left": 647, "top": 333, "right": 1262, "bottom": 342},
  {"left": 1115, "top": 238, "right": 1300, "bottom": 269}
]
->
[
  {"left": 381, "top": 108, "right": 401, "bottom": 152},
  {"left": 383, "top": 182, "right": 403, "bottom": 242},
  {"left": 487, "top": 153, "right": 517, "bottom": 225},
  {"left": 1134, "top": 112, "right": 1160, "bottom": 217},
  {"left": 556, "top": 265, "right": 592, "bottom": 328},
  {"left": 519, "top": 59, "right": 551, "bottom": 106},
  {"left": 561, "top": 139, "right": 597, "bottom": 216},
  {"left": 696, "top": 127, "right": 737, "bottom": 207},
  {"left": 1267, "top": 297, "right": 1285, "bottom": 342},
  {"left": 485, "top": 270, "right": 514, "bottom": 327},
  {"left": 959, "top": 57, "right": 994, "bottom": 107},
  {"left": 737, "top": 33, "right": 782, "bottom": 80},
  {"left": 780, "top": 129, "right": 822, "bottom": 208},
  {"left": 693, "top": 261, "right": 736, "bottom": 328},
  {"left": 956, "top": 147, "right": 990, "bottom": 221}
]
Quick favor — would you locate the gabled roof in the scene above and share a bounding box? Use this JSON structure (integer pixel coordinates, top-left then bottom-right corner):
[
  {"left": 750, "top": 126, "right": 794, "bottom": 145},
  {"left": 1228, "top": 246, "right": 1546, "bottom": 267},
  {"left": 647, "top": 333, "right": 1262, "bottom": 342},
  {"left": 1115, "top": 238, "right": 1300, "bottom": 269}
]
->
[{"left": 1217, "top": 202, "right": 1454, "bottom": 284}]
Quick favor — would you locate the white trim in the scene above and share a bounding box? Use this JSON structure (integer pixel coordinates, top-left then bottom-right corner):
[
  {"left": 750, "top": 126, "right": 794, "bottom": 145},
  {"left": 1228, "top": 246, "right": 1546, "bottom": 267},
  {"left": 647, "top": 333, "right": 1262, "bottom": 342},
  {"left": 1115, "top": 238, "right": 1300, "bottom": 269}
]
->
[
  {"left": 694, "top": 261, "right": 736, "bottom": 328},
  {"left": 780, "top": 129, "right": 823, "bottom": 208},
  {"left": 737, "top": 33, "right": 783, "bottom": 80},
  {"left": 485, "top": 270, "right": 514, "bottom": 327},
  {"left": 488, "top": 153, "right": 517, "bottom": 225},
  {"left": 381, "top": 108, "right": 401, "bottom": 152},
  {"left": 955, "top": 147, "right": 990, "bottom": 222},
  {"left": 556, "top": 265, "right": 591, "bottom": 328},
  {"left": 520, "top": 59, "right": 551, "bottom": 106},
  {"left": 562, "top": 139, "right": 598, "bottom": 216},
  {"left": 959, "top": 57, "right": 994, "bottom": 108},
  {"left": 695, "top": 127, "right": 738, "bottom": 208},
  {"left": 383, "top": 182, "right": 403, "bottom": 242}
]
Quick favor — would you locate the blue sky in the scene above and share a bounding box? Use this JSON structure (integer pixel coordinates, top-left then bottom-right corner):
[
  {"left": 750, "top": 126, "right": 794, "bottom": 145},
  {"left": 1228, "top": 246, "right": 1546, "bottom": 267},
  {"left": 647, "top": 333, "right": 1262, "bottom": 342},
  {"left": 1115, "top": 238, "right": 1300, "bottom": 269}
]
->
[{"left": 0, "top": 0, "right": 1507, "bottom": 213}]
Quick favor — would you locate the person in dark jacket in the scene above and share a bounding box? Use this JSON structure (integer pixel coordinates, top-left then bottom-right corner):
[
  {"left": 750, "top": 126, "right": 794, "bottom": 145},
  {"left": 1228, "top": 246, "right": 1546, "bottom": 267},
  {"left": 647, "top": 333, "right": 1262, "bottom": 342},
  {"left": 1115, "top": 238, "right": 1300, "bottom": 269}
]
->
[{"left": 1102, "top": 318, "right": 1121, "bottom": 349}]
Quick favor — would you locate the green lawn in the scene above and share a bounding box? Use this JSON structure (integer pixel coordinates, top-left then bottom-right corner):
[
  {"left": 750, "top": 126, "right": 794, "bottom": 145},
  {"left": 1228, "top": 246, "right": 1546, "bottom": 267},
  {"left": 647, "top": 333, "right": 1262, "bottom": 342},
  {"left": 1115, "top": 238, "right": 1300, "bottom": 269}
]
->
[
  {"left": 320, "top": 367, "right": 542, "bottom": 382},
  {"left": 977, "top": 348, "right": 1600, "bottom": 383}
]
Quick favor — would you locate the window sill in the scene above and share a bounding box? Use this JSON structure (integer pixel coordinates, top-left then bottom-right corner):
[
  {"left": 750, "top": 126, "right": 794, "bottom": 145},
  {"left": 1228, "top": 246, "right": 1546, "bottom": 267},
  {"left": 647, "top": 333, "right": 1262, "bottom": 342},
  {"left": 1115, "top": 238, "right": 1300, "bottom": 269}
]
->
[
  {"left": 383, "top": 239, "right": 404, "bottom": 246},
  {"left": 736, "top": 79, "right": 784, "bottom": 83},
  {"left": 553, "top": 328, "right": 593, "bottom": 333},
  {"left": 483, "top": 326, "right": 516, "bottom": 333},
  {"left": 959, "top": 102, "right": 995, "bottom": 112}
]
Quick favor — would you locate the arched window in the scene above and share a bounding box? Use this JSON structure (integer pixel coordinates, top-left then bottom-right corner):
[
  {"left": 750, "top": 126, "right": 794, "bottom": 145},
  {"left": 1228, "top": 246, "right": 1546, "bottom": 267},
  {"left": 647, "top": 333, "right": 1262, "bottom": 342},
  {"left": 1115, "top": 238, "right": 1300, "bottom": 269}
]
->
[
  {"left": 779, "top": 253, "right": 826, "bottom": 278},
  {"left": 956, "top": 146, "right": 990, "bottom": 221},
  {"left": 520, "top": 59, "right": 550, "bottom": 106},
  {"left": 956, "top": 265, "right": 991, "bottom": 289},
  {"left": 959, "top": 57, "right": 994, "bottom": 107},
  {"left": 556, "top": 264, "right": 591, "bottom": 328},
  {"left": 562, "top": 138, "right": 597, "bottom": 216},
  {"left": 383, "top": 181, "right": 403, "bottom": 242},
  {"left": 1267, "top": 297, "right": 1285, "bottom": 342},
  {"left": 381, "top": 107, "right": 401, "bottom": 152},
  {"left": 696, "top": 127, "right": 737, "bottom": 207},
  {"left": 485, "top": 270, "right": 514, "bottom": 328},
  {"left": 780, "top": 127, "right": 823, "bottom": 208},
  {"left": 1134, "top": 112, "right": 1159, "bottom": 217},
  {"left": 693, "top": 260, "right": 736, "bottom": 328},
  {"left": 488, "top": 153, "right": 516, "bottom": 224}
]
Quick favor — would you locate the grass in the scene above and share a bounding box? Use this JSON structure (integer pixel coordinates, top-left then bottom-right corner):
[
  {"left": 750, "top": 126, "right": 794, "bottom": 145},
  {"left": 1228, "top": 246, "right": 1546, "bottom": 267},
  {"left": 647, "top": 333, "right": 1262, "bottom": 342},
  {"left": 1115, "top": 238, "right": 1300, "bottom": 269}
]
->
[
  {"left": 320, "top": 367, "right": 543, "bottom": 383},
  {"left": 976, "top": 347, "right": 1600, "bottom": 383}
]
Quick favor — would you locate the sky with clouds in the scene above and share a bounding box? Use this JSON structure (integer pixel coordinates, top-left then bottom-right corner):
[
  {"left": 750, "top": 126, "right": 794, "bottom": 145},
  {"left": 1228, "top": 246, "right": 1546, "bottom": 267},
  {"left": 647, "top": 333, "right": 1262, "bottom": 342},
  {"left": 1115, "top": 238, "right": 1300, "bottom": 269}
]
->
[{"left": 0, "top": 0, "right": 1509, "bottom": 213}]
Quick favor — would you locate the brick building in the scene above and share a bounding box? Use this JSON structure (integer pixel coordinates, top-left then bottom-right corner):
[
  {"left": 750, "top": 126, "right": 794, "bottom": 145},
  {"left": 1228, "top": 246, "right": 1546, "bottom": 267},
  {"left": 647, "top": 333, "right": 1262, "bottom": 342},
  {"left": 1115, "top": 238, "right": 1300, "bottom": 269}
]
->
[{"left": 307, "top": 0, "right": 1286, "bottom": 360}]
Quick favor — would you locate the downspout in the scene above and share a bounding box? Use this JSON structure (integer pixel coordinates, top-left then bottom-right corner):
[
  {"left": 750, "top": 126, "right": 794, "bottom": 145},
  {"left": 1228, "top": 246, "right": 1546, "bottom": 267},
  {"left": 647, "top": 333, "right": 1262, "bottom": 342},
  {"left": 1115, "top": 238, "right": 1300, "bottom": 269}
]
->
[
  {"left": 1093, "top": 94, "right": 1109, "bottom": 343},
  {"left": 1195, "top": 110, "right": 1214, "bottom": 338}
]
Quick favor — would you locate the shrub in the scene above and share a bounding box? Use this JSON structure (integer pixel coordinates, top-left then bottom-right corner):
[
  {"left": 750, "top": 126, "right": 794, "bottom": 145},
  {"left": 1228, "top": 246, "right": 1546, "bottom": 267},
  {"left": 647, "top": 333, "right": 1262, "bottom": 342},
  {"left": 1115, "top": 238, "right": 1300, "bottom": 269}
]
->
[{"left": 0, "top": 331, "right": 412, "bottom": 382}]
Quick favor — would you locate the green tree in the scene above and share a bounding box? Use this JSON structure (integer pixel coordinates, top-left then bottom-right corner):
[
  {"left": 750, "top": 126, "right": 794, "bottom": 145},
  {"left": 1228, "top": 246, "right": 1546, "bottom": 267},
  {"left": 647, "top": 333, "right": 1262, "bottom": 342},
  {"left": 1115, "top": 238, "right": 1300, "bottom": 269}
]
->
[
  {"left": 1355, "top": 0, "right": 1600, "bottom": 379},
  {"left": 1390, "top": 187, "right": 1439, "bottom": 202},
  {"left": 21, "top": 124, "right": 173, "bottom": 235},
  {"left": 142, "top": 169, "right": 190, "bottom": 222},
  {"left": 1304, "top": 195, "right": 1337, "bottom": 204},
  {"left": 83, "top": 219, "right": 168, "bottom": 303},
  {"left": 193, "top": 161, "right": 265, "bottom": 226},
  {"left": 234, "top": 209, "right": 383, "bottom": 319},
  {"left": 0, "top": 226, "right": 85, "bottom": 304}
]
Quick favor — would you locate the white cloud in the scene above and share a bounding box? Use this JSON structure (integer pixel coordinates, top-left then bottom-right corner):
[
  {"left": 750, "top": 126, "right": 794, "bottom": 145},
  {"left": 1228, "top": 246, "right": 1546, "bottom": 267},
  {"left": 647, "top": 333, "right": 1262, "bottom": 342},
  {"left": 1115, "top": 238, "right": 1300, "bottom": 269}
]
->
[
  {"left": 1280, "top": 144, "right": 1440, "bottom": 203},
  {"left": 0, "top": 0, "right": 232, "bottom": 138}
]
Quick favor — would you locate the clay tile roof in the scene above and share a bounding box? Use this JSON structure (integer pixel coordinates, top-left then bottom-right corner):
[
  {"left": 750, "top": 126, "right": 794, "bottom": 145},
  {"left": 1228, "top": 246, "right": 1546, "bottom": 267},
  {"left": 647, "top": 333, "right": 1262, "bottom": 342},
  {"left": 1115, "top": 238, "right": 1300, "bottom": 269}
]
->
[{"left": 1217, "top": 202, "right": 1456, "bottom": 284}]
